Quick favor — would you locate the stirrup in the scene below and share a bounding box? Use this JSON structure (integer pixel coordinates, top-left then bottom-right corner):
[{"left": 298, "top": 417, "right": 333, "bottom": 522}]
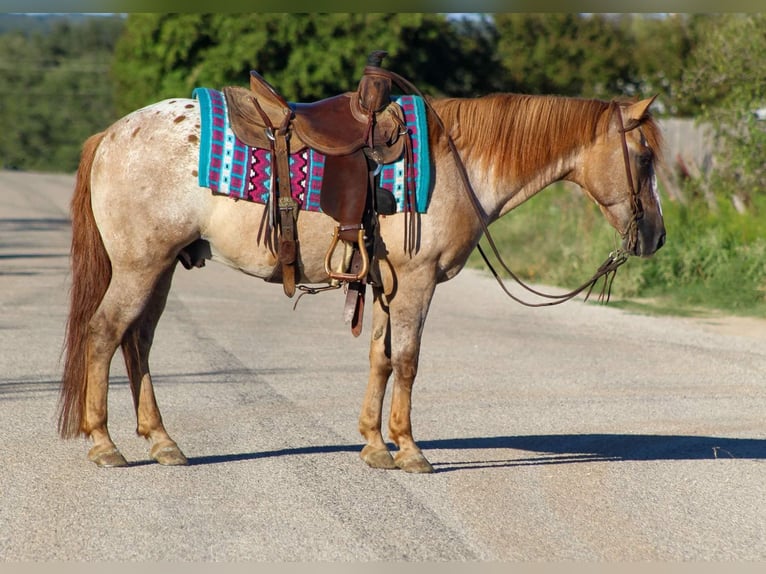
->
[{"left": 324, "top": 227, "right": 369, "bottom": 282}]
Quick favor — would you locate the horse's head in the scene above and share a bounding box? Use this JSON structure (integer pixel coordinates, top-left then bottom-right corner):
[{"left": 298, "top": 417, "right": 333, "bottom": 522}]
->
[{"left": 577, "top": 96, "right": 666, "bottom": 257}]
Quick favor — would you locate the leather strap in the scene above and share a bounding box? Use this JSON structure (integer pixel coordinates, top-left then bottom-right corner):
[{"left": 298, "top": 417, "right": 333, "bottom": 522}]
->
[
  {"left": 252, "top": 95, "right": 299, "bottom": 298},
  {"left": 343, "top": 250, "right": 367, "bottom": 337},
  {"left": 614, "top": 102, "right": 643, "bottom": 254},
  {"left": 274, "top": 128, "right": 298, "bottom": 298}
]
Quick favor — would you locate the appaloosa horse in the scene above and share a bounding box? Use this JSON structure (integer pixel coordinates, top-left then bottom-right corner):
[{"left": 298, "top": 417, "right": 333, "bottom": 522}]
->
[{"left": 59, "top": 90, "right": 664, "bottom": 473}]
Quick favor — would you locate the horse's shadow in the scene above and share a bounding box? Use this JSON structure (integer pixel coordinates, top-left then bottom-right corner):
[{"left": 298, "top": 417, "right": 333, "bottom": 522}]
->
[
  {"left": 422, "top": 434, "right": 766, "bottom": 472},
  {"left": 180, "top": 434, "right": 766, "bottom": 472}
]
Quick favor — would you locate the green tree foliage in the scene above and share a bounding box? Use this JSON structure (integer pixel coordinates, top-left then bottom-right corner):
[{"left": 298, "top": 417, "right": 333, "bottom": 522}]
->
[
  {"left": 493, "top": 13, "right": 698, "bottom": 115},
  {"left": 112, "top": 13, "right": 501, "bottom": 116},
  {"left": 494, "top": 14, "right": 633, "bottom": 99},
  {"left": 627, "top": 13, "right": 701, "bottom": 116},
  {"left": 680, "top": 13, "right": 766, "bottom": 203},
  {"left": 0, "top": 16, "right": 123, "bottom": 172}
]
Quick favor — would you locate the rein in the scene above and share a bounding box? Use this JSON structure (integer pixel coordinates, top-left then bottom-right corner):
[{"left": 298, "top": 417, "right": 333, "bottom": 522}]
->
[{"left": 381, "top": 68, "right": 641, "bottom": 307}]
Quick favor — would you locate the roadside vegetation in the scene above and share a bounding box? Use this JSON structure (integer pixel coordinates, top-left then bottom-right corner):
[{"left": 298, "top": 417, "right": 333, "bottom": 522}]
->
[{"left": 1, "top": 13, "right": 763, "bottom": 317}]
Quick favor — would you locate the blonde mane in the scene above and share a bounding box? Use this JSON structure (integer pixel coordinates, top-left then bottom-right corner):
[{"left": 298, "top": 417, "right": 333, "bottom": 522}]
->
[{"left": 428, "top": 94, "right": 663, "bottom": 184}]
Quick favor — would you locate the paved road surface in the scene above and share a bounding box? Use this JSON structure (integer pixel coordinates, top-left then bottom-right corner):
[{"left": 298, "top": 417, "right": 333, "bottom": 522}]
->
[{"left": 1, "top": 170, "right": 764, "bottom": 561}]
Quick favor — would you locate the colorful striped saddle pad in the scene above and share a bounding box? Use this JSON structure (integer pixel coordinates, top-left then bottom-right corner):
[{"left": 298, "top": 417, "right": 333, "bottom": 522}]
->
[{"left": 193, "top": 87, "right": 431, "bottom": 213}]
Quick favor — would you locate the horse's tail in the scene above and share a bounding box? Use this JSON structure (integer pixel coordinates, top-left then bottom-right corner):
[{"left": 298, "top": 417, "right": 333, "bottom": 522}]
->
[{"left": 58, "top": 131, "right": 110, "bottom": 439}]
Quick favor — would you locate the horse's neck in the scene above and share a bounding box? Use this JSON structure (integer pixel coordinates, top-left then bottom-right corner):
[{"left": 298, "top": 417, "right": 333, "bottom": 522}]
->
[
  {"left": 433, "top": 95, "right": 581, "bottom": 224},
  {"left": 493, "top": 155, "right": 577, "bottom": 219},
  {"left": 449, "top": 131, "right": 577, "bottom": 224}
]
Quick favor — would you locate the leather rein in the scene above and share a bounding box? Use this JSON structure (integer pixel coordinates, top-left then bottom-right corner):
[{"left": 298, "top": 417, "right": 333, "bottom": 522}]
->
[{"left": 379, "top": 69, "right": 644, "bottom": 307}]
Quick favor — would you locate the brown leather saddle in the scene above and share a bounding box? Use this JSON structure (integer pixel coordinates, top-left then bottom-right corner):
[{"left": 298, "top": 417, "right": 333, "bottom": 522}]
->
[{"left": 223, "top": 51, "right": 409, "bottom": 312}]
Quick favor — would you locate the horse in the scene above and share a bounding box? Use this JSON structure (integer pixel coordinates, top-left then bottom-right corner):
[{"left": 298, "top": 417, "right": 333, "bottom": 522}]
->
[{"left": 59, "top": 90, "right": 665, "bottom": 473}]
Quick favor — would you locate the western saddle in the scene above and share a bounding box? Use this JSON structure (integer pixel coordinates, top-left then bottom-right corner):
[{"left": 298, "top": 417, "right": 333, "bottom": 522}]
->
[{"left": 223, "top": 51, "right": 412, "bottom": 334}]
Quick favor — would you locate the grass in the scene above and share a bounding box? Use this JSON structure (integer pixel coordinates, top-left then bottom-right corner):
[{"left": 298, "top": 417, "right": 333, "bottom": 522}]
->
[{"left": 468, "top": 182, "right": 766, "bottom": 319}]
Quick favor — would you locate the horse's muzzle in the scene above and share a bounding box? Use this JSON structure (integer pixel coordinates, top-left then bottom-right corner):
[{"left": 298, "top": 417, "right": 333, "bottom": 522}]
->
[{"left": 627, "top": 219, "right": 666, "bottom": 257}]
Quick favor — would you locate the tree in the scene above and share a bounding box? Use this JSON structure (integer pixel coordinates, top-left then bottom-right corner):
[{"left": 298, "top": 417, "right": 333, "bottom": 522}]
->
[
  {"left": 111, "top": 13, "right": 500, "bottom": 116},
  {"left": 0, "top": 31, "right": 45, "bottom": 170},
  {"left": 493, "top": 13, "right": 700, "bottom": 114},
  {"left": 680, "top": 14, "right": 766, "bottom": 206},
  {"left": 627, "top": 13, "right": 701, "bottom": 116},
  {"left": 0, "top": 16, "right": 124, "bottom": 172},
  {"left": 493, "top": 13, "right": 634, "bottom": 99}
]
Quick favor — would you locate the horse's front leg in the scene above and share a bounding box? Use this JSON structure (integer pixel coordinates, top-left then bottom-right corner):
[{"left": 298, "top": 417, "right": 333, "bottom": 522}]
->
[
  {"left": 387, "top": 286, "right": 435, "bottom": 474},
  {"left": 359, "top": 272, "right": 436, "bottom": 474}
]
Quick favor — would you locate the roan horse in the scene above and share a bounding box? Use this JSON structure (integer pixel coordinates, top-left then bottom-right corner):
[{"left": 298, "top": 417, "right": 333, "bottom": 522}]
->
[{"left": 59, "top": 88, "right": 665, "bottom": 473}]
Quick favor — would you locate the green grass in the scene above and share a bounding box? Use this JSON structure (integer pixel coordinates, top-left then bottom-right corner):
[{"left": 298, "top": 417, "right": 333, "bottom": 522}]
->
[{"left": 469, "top": 183, "right": 766, "bottom": 318}]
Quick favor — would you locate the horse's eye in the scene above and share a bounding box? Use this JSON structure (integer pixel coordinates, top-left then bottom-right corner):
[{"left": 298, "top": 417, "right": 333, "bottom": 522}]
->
[{"left": 637, "top": 152, "right": 652, "bottom": 168}]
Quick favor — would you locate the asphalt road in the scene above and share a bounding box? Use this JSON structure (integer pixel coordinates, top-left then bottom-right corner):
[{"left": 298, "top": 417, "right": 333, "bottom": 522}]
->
[{"left": 1, "top": 170, "right": 764, "bottom": 561}]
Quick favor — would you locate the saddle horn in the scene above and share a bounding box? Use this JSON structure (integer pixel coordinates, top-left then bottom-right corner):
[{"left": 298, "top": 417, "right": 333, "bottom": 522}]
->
[{"left": 358, "top": 50, "right": 392, "bottom": 114}]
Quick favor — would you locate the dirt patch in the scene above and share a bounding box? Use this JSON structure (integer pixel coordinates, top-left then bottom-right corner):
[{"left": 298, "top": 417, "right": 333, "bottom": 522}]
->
[{"left": 687, "top": 314, "right": 766, "bottom": 340}]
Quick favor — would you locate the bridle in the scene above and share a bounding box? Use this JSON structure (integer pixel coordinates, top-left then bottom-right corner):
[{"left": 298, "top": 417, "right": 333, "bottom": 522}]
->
[
  {"left": 614, "top": 100, "right": 645, "bottom": 257},
  {"left": 379, "top": 65, "right": 647, "bottom": 307}
]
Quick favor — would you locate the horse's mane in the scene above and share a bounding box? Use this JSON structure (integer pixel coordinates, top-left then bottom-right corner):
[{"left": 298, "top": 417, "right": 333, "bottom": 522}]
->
[{"left": 428, "top": 93, "right": 663, "bottom": 183}]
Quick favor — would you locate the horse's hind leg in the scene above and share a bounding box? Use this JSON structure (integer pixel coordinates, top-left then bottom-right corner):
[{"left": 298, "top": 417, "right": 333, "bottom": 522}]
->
[
  {"left": 84, "top": 264, "right": 175, "bottom": 467},
  {"left": 121, "top": 263, "right": 188, "bottom": 466}
]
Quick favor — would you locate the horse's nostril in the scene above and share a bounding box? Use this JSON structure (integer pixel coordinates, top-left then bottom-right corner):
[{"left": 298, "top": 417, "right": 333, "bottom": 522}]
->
[{"left": 657, "top": 231, "right": 666, "bottom": 250}]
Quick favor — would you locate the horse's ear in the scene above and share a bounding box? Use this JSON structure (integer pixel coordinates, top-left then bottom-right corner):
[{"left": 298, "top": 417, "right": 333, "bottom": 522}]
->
[{"left": 625, "top": 95, "right": 658, "bottom": 122}]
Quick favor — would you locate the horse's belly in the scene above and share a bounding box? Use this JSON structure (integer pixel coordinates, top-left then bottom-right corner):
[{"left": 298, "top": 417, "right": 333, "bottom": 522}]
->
[{"left": 202, "top": 197, "right": 346, "bottom": 283}]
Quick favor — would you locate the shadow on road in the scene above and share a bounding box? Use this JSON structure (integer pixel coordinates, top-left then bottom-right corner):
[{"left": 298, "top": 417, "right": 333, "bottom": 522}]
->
[
  {"left": 423, "top": 434, "right": 766, "bottom": 472},
  {"left": 182, "top": 433, "right": 766, "bottom": 471},
  {"left": 0, "top": 217, "right": 71, "bottom": 276}
]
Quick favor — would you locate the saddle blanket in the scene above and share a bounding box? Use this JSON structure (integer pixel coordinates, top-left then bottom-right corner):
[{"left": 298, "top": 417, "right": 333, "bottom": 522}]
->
[{"left": 193, "top": 87, "right": 430, "bottom": 213}]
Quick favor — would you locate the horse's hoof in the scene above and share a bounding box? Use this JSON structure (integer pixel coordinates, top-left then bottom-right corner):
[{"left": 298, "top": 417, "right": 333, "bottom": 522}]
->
[
  {"left": 394, "top": 451, "right": 434, "bottom": 474},
  {"left": 88, "top": 445, "right": 129, "bottom": 468},
  {"left": 150, "top": 443, "right": 188, "bottom": 466},
  {"left": 360, "top": 445, "right": 397, "bottom": 470}
]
